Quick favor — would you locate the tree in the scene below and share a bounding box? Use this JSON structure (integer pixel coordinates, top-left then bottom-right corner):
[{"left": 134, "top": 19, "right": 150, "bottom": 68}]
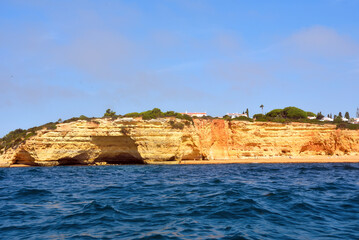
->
[
  {"left": 141, "top": 108, "right": 163, "bottom": 120},
  {"left": 357, "top": 108, "right": 359, "bottom": 118},
  {"left": 345, "top": 112, "right": 350, "bottom": 119},
  {"left": 253, "top": 114, "right": 266, "bottom": 121},
  {"left": 79, "top": 115, "right": 88, "bottom": 120},
  {"left": 307, "top": 112, "right": 316, "bottom": 117},
  {"left": 339, "top": 112, "right": 342, "bottom": 118},
  {"left": 282, "top": 107, "right": 307, "bottom": 119},
  {"left": 260, "top": 105, "right": 264, "bottom": 114},
  {"left": 245, "top": 108, "right": 249, "bottom": 117},
  {"left": 104, "top": 109, "right": 116, "bottom": 117},
  {"left": 316, "top": 112, "right": 324, "bottom": 120},
  {"left": 334, "top": 116, "right": 342, "bottom": 123},
  {"left": 266, "top": 109, "right": 283, "bottom": 118}
]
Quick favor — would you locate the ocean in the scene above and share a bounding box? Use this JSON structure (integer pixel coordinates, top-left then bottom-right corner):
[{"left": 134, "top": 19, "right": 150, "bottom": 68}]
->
[{"left": 0, "top": 163, "right": 358, "bottom": 240}]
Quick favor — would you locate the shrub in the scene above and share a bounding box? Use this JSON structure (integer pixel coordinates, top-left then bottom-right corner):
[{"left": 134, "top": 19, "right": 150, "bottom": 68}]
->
[
  {"left": 124, "top": 112, "right": 140, "bottom": 118},
  {"left": 307, "top": 112, "right": 316, "bottom": 117},
  {"left": 282, "top": 107, "right": 307, "bottom": 119},
  {"left": 141, "top": 108, "right": 163, "bottom": 120},
  {"left": 1, "top": 128, "right": 27, "bottom": 150},
  {"left": 266, "top": 109, "right": 283, "bottom": 118},
  {"left": 169, "top": 120, "right": 185, "bottom": 130},
  {"left": 103, "top": 109, "right": 116, "bottom": 118},
  {"left": 253, "top": 114, "right": 266, "bottom": 121},
  {"left": 63, "top": 117, "right": 80, "bottom": 123},
  {"left": 271, "top": 117, "right": 287, "bottom": 123},
  {"left": 45, "top": 122, "right": 57, "bottom": 130},
  {"left": 79, "top": 115, "right": 89, "bottom": 120},
  {"left": 181, "top": 114, "right": 193, "bottom": 122},
  {"left": 164, "top": 111, "right": 176, "bottom": 116},
  {"left": 333, "top": 116, "right": 343, "bottom": 123},
  {"left": 233, "top": 116, "right": 253, "bottom": 122},
  {"left": 337, "top": 123, "right": 359, "bottom": 130},
  {"left": 198, "top": 115, "right": 214, "bottom": 120},
  {"left": 25, "top": 132, "right": 36, "bottom": 140},
  {"left": 123, "top": 108, "right": 193, "bottom": 122}
]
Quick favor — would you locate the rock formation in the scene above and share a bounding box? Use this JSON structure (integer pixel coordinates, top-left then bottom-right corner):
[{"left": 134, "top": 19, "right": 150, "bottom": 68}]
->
[{"left": 1, "top": 118, "right": 359, "bottom": 167}]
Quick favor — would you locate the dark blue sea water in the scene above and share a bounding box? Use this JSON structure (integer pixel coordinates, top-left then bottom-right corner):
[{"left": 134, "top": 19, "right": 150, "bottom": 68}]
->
[{"left": 0, "top": 163, "right": 358, "bottom": 240}]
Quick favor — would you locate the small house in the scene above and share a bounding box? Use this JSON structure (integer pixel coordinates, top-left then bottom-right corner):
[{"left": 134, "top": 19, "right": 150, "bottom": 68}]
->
[
  {"left": 181, "top": 112, "right": 207, "bottom": 117},
  {"left": 320, "top": 117, "right": 333, "bottom": 122},
  {"left": 227, "top": 113, "right": 248, "bottom": 119}
]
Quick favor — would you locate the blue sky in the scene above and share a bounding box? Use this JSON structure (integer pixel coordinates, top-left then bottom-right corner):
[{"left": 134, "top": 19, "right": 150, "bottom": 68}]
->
[{"left": 1, "top": 0, "right": 359, "bottom": 137}]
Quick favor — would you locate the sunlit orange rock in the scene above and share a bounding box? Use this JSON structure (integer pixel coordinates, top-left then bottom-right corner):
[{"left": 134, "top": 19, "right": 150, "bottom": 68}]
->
[{"left": 1, "top": 118, "right": 359, "bottom": 167}]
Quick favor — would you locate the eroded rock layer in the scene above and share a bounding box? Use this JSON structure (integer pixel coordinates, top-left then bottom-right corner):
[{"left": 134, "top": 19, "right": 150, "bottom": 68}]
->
[{"left": 1, "top": 118, "right": 359, "bottom": 167}]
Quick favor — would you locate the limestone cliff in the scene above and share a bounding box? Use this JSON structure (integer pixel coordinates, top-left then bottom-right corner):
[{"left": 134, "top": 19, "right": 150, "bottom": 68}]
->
[{"left": 1, "top": 118, "right": 359, "bottom": 167}]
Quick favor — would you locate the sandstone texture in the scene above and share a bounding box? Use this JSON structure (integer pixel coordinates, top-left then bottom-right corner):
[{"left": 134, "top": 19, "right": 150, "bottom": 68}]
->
[{"left": 1, "top": 118, "right": 359, "bottom": 167}]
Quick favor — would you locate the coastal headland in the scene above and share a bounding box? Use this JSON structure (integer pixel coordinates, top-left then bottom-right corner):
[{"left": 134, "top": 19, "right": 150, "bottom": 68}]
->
[{"left": 1, "top": 117, "right": 359, "bottom": 167}]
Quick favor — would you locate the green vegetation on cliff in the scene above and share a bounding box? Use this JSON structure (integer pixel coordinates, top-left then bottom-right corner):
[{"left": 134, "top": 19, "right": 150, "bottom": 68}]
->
[
  {"left": 0, "top": 108, "right": 192, "bottom": 152},
  {"left": 1, "top": 106, "right": 358, "bottom": 154},
  {"left": 265, "top": 107, "right": 307, "bottom": 119},
  {"left": 124, "top": 108, "right": 193, "bottom": 121},
  {"left": 0, "top": 122, "right": 58, "bottom": 152}
]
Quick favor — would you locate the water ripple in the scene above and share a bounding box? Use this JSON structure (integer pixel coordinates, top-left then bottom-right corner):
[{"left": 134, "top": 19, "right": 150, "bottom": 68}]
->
[{"left": 0, "top": 163, "right": 358, "bottom": 239}]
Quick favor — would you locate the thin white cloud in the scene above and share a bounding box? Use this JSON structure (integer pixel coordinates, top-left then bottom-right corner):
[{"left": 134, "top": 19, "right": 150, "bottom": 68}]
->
[{"left": 284, "top": 25, "right": 359, "bottom": 57}]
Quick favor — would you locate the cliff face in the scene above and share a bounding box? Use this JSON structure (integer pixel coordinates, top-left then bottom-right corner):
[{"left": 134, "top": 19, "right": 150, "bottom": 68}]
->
[{"left": 1, "top": 118, "right": 359, "bottom": 167}]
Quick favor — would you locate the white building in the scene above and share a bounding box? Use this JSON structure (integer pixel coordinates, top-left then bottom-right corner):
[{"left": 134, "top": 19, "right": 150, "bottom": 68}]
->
[
  {"left": 227, "top": 113, "right": 248, "bottom": 119},
  {"left": 353, "top": 118, "right": 359, "bottom": 124},
  {"left": 307, "top": 116, "right": 316, "bottom": 120},
  {"left": 320, "top": 117, "right": 333, "bottom": 122},
  {"left": 181, "top": 112, "right": 207, "bottom": 117},
  {"left": 342, "top": 117, "right": 349, "bottom": 122}
]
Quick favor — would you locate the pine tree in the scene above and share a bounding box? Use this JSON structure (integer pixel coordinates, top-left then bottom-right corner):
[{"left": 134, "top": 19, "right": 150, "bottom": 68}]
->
[
  {"left": 316, "top": 112, "right": 324, "bottom": 120},
  {"left": 245, "top": 108, "right": 249, "bottom": 117},
  {"left": 357, "top": 108, "right": 359, "bottom": 118},
  {"left": 339, "top": 112, "right": 342, "bottom": 118},
  {"left": 345, "top": 112, "right": 350, "bottom": 119},
  {"left": 104, "top": 109, "right": 116, "bottom": 117}
]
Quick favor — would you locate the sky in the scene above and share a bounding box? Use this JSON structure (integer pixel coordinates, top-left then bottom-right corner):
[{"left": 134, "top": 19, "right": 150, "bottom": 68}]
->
[{"left": 1, "top": 0, "right": 359, "bottom": 137}]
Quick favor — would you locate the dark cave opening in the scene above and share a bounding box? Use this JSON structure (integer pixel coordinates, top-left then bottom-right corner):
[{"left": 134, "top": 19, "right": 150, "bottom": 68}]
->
[
  {"left": 94, "top": 153, "right": 145, "bottom": 165},
  {"left": 57, "top": 157, "right": 85, "bottom": 166}
]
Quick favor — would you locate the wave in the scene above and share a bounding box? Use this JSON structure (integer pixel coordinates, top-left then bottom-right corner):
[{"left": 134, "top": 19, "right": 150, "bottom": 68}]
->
[
  {"left": 1, "top": 163, "right": 359, "bottom": 239},
  {"left": 14, "top": 188, "right": 53, "bottom": 200}
]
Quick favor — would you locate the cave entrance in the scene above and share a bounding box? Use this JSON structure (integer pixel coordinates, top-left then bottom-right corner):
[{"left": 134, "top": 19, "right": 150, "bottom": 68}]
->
[
  {"left": 57, "top": 157, "right": 85, "bottom": 166},
  {"left": 57, "top": 152, "right": 90, "bottom": 166},
  {"left": 91, "top": 136, "right": 144, "bottom": 165},
  {"left": 13, "top": 149, "right": 38, "bottom": 166},
  {"left": 94, "top": 153, "right": 145, "bottom": 165}
]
